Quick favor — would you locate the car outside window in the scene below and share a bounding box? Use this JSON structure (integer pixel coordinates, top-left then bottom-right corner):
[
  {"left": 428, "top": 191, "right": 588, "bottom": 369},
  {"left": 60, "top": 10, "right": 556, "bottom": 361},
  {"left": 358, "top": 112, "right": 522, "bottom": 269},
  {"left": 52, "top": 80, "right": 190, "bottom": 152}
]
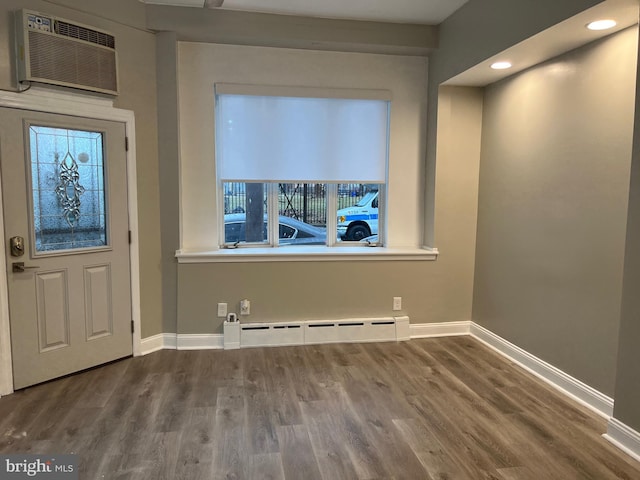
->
[{"left": 337, "top": 185, "right": 381, "bottom": 242}]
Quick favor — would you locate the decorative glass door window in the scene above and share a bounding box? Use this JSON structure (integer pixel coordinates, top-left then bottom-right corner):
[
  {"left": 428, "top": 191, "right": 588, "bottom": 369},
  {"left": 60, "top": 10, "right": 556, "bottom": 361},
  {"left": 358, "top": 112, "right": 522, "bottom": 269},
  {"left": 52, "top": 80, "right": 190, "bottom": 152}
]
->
[{"left": 28, "top": 125, "right": 107, "bottom": 253}]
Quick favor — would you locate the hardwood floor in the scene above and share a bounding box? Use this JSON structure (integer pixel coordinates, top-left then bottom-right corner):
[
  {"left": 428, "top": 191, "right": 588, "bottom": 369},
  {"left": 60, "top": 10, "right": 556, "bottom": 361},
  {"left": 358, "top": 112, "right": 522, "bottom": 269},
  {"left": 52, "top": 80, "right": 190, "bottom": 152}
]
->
[{"left": 1, "top": 336, "right": 639, "bottom": 479}]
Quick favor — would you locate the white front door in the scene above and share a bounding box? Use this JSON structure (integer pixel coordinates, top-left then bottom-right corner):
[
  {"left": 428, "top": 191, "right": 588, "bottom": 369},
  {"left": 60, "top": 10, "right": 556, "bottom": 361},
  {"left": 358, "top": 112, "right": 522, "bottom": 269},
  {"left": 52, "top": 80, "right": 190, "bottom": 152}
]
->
[{"left": 0, "top": 108, "right": 132, "bottom": 389}]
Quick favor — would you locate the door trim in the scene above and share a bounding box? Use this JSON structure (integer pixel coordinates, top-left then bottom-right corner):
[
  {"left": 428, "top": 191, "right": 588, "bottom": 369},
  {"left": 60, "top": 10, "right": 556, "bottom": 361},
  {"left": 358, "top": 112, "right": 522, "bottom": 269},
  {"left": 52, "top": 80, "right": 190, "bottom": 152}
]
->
[{"left": 0, "top": 87, "right": 141, "bottom": 396}]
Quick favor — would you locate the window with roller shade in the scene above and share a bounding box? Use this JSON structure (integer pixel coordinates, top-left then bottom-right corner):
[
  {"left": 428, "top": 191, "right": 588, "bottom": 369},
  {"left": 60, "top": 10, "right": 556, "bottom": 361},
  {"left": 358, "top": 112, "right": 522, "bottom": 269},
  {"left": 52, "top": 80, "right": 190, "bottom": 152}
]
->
[{"left": 215, "top": 85, "right": 389, "bottom": 247}]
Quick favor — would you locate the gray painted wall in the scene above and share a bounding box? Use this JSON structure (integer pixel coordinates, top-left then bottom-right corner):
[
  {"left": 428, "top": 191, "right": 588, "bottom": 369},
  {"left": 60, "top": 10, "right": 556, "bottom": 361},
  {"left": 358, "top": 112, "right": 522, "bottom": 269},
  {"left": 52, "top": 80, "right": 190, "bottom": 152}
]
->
[
  {"left": 145, "top": 5, "right": 437, "bottom": 56},
  {"left": 156, "top": 32, "right": 180, "bottom": 334},
  {"left": 174, "top": 43, "right": 482, "bottom": 334},
  {"left": 472, "top": 27, "right": 638, "bottom": 396},
  {"left": 178, "top": 260, "right": 472, "bottom": 334},
  {"left": 613, "top": 19, "right": 640, "bottom": 432},
  {"left": 424, "top": 0, "right": 601, "bottom": 246}
]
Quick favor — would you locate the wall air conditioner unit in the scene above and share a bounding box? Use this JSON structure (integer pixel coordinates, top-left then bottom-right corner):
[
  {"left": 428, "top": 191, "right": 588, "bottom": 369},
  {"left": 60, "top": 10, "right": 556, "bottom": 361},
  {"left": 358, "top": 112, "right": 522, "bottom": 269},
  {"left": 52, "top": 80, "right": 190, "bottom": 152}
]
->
[{"left": 14, "top": 9, "right": 119, "bottom": 95}]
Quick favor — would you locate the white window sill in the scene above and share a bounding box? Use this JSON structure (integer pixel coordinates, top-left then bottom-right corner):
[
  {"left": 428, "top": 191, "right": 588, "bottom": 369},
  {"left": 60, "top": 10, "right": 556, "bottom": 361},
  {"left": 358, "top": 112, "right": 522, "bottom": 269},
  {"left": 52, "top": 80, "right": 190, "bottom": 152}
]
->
[{"left": 175, "top": 246, "right": 439, "bottom": 263}]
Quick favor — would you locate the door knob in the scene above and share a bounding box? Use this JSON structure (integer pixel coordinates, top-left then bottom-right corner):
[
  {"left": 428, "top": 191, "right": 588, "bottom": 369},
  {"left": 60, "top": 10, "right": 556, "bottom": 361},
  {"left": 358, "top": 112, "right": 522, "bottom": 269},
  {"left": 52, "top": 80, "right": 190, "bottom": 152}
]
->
[{"left": 12, "top": 262, "right": 40, "bottom": 273}]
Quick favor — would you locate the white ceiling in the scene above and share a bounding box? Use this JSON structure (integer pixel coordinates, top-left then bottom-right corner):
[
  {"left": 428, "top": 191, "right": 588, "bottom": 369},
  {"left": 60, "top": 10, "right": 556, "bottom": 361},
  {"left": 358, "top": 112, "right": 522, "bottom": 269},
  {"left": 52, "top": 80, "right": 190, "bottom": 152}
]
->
[{"left": 141, "top": 0, "right": 470, "bottom": 24}]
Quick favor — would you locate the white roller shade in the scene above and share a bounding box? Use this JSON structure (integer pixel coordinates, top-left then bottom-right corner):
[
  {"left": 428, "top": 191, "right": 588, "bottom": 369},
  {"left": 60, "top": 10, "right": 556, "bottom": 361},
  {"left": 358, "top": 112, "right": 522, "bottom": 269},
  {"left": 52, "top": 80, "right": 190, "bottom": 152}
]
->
[{"left": 215, "top": 92, "right": 389, "bottom": 182}]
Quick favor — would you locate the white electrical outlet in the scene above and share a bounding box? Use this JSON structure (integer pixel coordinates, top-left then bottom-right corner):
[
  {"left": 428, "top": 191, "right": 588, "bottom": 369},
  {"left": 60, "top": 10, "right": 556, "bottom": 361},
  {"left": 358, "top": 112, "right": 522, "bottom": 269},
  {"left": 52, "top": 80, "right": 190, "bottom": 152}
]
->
[
  {"left": 217, "top": 303, "right": 228, "bottom": 318},
  {"left": 240, "top": 299, "right": 251, "bottom": 315},
  {"left": 393, "top": 297, "right": 402, "bottom": 311}
]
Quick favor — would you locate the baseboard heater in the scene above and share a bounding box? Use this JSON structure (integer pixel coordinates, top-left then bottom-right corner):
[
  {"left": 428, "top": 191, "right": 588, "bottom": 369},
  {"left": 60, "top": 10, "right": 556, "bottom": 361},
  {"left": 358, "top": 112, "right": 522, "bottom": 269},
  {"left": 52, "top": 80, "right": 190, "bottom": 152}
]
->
[{"left": 223, "top": 316, "right": 410, "bottom": 349}]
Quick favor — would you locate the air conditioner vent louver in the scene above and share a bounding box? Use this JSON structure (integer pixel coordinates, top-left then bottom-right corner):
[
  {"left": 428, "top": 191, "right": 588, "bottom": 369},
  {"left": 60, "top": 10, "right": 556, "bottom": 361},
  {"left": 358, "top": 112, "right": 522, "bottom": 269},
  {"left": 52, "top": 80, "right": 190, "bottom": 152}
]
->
[
  {"left": 14, "top": 9, "right": 119, "bottom": 95},
  {"left": 55, "top": 20, "right": 115, "bottom": 49},
  {"left": 28, "top": 31, "right": 117, "bottom": 93}
]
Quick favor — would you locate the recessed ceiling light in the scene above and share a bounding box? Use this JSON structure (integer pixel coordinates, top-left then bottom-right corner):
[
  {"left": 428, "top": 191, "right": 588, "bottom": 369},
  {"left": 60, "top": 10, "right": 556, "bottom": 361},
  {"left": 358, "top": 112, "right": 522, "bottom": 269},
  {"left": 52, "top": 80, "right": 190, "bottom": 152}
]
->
[
  {"left": 491, "top": 61, "right": 512, "bottom": 70},
  {"left": 587, "top": 19, "right": 617, "bottom": 31}
]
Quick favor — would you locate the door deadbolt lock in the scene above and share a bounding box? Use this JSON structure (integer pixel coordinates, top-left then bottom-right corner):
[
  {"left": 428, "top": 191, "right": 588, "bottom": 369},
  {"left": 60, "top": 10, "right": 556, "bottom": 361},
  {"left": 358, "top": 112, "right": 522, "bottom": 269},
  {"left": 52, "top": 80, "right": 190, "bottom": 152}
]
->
[{"left": 9, "top": 236, "right": 25, "bottom": 257}]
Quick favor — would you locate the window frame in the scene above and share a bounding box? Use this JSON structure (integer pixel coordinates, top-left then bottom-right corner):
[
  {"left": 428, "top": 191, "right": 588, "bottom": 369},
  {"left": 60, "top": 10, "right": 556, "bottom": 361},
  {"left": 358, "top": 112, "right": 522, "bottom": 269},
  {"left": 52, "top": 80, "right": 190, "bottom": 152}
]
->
[{"left": 215, "top": 85, "right": 392, "bottom": 251}]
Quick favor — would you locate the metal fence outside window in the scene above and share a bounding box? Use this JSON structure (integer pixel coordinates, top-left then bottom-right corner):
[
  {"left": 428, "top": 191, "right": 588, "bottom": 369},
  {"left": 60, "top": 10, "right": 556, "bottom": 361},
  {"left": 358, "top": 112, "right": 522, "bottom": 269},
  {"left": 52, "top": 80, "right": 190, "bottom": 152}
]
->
[{"left": 223, "top": 183, "right": 370, "bottom": 226}]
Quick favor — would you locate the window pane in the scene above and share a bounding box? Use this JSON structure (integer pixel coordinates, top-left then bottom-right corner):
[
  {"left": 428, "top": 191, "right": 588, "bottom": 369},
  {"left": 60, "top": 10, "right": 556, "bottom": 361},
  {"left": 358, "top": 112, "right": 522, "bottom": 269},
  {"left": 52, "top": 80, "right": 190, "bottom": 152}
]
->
[
  {"left": 223, "top": 182, "right": 267, "bottom": 244},
  {"left": 278, "top": 183, "right": 327, "bottom": 246},
  {"left": 337, "top": 184, "right": 381, "bottom": 242},
  {"left": 29, "top": 125, "right": 107, "bottom": 253}
]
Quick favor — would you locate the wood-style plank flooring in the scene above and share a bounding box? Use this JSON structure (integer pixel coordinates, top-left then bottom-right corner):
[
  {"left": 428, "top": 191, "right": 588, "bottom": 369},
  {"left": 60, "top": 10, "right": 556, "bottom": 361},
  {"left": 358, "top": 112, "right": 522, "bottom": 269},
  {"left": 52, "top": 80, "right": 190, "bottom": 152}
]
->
[{"left": 1, "top": 336, "right": 639, "bottom": 479}]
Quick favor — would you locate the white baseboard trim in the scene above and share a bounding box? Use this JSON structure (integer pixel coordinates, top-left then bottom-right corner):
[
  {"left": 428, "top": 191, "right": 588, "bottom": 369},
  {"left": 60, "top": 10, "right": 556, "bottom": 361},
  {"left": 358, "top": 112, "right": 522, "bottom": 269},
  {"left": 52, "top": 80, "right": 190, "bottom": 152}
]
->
[
  {"left": 177, "top": 334, "right": 224, "bottom": 350},
  {"left": 604, "top": 417, "right": 640, "bottom": 463},
  {"left": 140, "top": 333, "right": 169, "bottom": 355},
  {"left": 469, "top": 322, "right": 614, "bottom": 419},
  {"left": 140, "top": 333, "right": 223, "bottom": 354},
  {"left": 410, "top": 321, "right": 471, "bottom": 338}
]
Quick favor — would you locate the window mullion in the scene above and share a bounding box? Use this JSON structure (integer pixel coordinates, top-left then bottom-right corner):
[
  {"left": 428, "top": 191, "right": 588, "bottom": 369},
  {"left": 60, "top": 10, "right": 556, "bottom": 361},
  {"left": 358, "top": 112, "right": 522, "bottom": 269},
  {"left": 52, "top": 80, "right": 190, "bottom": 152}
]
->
[
  {"left": 326, "top": 183, "right": 337, "bottom": 247},
  {"left": 218, "top": 179, "right": 226, "bottom": 247},
  {"left": 378, "top": 183, "right": 386, "bottom": 246},
  {"left": 268, "top": 183, "right": 279, "bottom": 246}
]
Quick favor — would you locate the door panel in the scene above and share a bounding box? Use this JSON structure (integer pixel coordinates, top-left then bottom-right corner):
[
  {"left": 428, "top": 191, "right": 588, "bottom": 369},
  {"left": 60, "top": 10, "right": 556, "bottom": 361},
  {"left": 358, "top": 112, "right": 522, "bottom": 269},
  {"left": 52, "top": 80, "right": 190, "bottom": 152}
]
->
[
  {"left": 84, "top": 264, "right": 113, "bottom": 340},
  {"left": 0, "top": 108, "right": 132, "bottom": 389},
  {"left": 36, "top": 269, "right": 70, "bottom": 351}
]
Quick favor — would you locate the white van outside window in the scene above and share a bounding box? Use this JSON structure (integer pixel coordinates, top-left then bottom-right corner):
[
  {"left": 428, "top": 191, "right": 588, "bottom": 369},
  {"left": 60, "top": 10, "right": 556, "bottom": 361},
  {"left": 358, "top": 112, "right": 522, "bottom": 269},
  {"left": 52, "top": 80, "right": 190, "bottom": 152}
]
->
[{"left": 337, "top": 190, "right": 379, "bottom": 241}]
